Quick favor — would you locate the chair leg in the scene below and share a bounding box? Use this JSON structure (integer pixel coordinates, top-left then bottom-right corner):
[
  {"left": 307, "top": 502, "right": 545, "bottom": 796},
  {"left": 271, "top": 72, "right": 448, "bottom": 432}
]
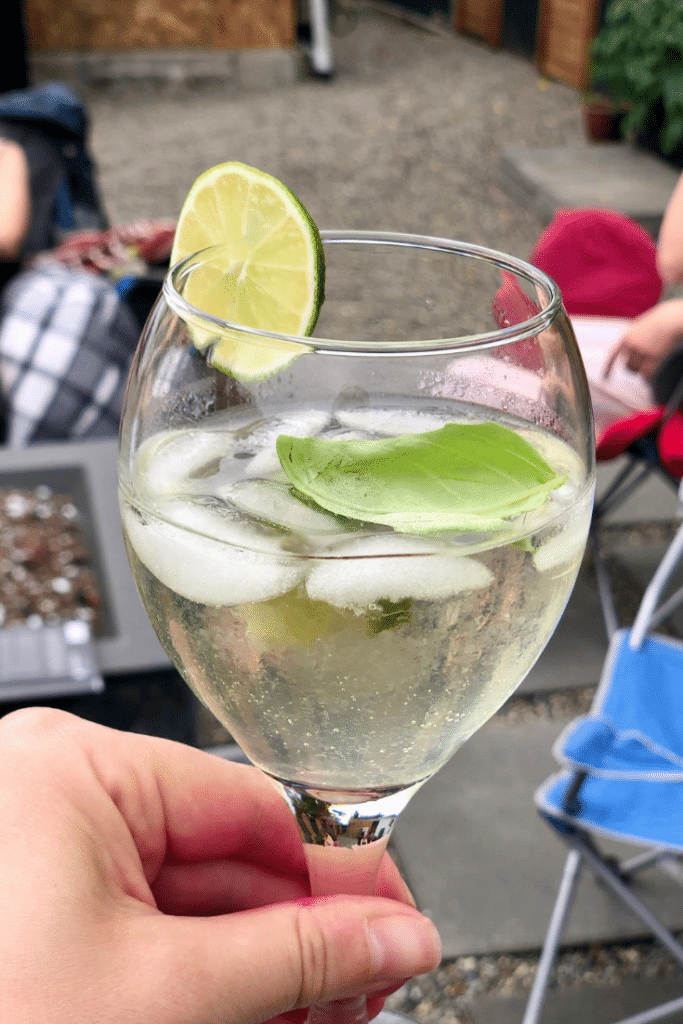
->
[
  {"left": 595, "top": 460, "right": 653, "bottom": 519},
  {"left": 522, "top": 850, "right": 583, "bottom": 1024},
  {"left": 619, "top": 847, "right": 675, "bottom": 879},
  {"left": 569, "top": 833, "right": 683, "bottom": 969},
  {"left": 591, "top": 529, "right": 620, "bottom": 640}
]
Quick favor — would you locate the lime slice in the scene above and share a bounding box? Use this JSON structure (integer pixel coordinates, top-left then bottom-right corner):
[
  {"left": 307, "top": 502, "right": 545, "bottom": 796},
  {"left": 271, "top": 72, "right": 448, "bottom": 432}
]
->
[{"left": 171, "top": 162, "right": 325, "bottom": 380}]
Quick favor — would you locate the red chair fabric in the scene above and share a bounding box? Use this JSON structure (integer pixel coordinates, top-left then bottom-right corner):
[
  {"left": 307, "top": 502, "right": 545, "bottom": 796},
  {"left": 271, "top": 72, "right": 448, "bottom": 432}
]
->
[
  {"left": 531, "top": 209, "right": 663, "bottom": 318},
  {"left": 530, "top": 208, "right": 669, "bottom": 456},
  {"left": 491, "top": 270, "right": 544, "bottom": 371},
  {"left": 658, "top": 413, "right": 683, "bottom": 479},
  {"left": 595, "top": 408, "right": 665, "bottom": 461}
]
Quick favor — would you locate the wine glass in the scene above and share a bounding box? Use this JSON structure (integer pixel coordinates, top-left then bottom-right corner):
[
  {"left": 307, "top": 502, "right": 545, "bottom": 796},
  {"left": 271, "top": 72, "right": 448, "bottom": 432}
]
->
[{"left": 118, "top": 232, "right": 595, "bottom": 1024}]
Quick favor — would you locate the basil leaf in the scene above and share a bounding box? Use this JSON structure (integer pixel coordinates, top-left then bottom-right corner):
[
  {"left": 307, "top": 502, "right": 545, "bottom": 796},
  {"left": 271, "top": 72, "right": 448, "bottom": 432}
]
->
[
  {"left": 276, "top": 422, "right": 566, "bottom": 534},
  {"left": 368, "top": 597, "right": 413, "bottom": 635}
]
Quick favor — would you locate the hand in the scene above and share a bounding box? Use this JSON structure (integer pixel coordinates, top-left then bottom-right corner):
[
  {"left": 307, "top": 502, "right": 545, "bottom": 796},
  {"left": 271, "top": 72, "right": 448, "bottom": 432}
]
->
[
  {"left": 0, "top": 708, "right": 440, "bottom": 1024},
  {"left": 658, "top": 171, "right": 683, "bottom": 286},
  {"left": 603, "top": 299, "right": 683, "bottom": 381}
]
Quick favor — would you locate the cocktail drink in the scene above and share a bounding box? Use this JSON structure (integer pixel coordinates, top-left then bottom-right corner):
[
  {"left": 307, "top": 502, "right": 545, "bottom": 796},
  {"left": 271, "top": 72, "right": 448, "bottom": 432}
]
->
[
  {"left": 122, "top": 407, "right": 590, "bottom": 801},
  {"left": 118, "top": 166, "right": 595, "bottom": 1024}
]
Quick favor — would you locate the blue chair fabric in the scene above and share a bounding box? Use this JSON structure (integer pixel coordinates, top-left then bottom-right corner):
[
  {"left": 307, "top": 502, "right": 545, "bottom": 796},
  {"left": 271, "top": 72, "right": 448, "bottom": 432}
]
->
[{"left": 523, "top": 523, "right": 683, "bottom": 1024}]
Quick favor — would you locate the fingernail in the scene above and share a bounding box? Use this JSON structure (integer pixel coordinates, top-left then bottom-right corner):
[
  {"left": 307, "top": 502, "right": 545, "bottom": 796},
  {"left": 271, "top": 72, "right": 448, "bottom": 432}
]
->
[{"left": 368, "top": 915, "right": 442, "bottom": 978}]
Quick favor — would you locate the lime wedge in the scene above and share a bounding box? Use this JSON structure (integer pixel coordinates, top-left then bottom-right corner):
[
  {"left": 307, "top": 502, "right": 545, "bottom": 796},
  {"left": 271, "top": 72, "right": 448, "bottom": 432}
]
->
[{"left": 171, "top": 162, "right": 325, "bottom": 380}]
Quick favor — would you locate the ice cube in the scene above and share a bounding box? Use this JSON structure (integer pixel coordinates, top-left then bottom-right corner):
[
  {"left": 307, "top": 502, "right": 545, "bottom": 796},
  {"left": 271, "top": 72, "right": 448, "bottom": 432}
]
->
[
  {"left": 247, "top": 409, "right": 332, "bottom": 447},
  {"left": 221, "top": 479, "right": 345, "bottom": 536},
  {"left": 532, "top": 517, "right": 590, "bottom": 573},
  {"left": 241, "top": 447, "right": 287, "bottom": 480},
  {"left": 138, "top": 429, "right": 235, "bottom": 498},
  {"left": 123, "top": 504, "right": 304, "bottom": 606},
  {"left": 305, "top": 534, "right": 493, "bottom": 608},
  {"left": 334, "top": 407, "right": 447, "bottom": 437}
]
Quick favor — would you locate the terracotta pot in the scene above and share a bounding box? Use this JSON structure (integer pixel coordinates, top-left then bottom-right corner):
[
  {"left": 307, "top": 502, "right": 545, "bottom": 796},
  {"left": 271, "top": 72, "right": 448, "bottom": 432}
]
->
[{"left": 582, "top": 98, "right": 625, "bottom": 143}]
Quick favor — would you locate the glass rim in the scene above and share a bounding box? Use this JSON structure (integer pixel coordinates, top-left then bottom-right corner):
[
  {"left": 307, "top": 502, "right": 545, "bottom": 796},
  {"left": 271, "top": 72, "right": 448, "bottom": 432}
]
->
[{"left": 163, "top": 229, "right": 564, "bottom": 355}]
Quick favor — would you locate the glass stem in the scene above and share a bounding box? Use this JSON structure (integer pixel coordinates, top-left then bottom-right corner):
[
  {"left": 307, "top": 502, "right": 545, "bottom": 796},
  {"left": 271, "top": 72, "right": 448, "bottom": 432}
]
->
[
  {"left": 272, "top": 777, "right": 426, "bottom": 1024},
  {"left": 306, "top": 837, "right": 389, "bottom": 1024}
]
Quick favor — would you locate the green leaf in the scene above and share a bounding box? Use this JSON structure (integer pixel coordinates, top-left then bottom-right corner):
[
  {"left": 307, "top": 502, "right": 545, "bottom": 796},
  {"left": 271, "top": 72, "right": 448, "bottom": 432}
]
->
[
  {"left": 368, "top": 598, "right": 413, "bottom": 635},
  {"left": 664, "top": 74, "right": 683, "bottom": 113},
  {"left": 622, "top": 102, "right": 649, "bottom": 136},
  {"left": 276, "top": 422, "right": 566, "bottom": 535}
]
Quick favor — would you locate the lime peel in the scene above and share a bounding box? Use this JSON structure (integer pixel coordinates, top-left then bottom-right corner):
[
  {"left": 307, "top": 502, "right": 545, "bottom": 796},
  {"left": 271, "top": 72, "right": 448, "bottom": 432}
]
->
[{"left": 171, "top": 162, "right": 325, "bottom": 381}]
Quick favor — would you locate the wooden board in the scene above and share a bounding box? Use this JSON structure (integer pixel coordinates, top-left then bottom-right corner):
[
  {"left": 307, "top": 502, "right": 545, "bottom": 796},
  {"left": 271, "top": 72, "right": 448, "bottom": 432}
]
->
[
  {"left": 454, "top": 0, "right": 504, "bottom": 47},
  {"left": 536, "top": 0, "right": 601, "bottom": 89},
  {"left": 24, "top": 0, "right": 296, "bottom": 52}
]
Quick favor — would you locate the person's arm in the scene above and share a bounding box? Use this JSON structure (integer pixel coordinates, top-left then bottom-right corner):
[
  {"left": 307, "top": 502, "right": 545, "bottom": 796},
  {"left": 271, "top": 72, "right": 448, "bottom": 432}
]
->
[
  {"left": 0, "top": 138, "right": 30, "bottom": 260},
  {"left": 0, "top": 708, "right": 440, "bottom": 1024},
  {"left": 658, "top": 172, "right": 683, "bottom": 286},
  {"left": 603, "top": 298, "right": 683, "bottom": 380}
]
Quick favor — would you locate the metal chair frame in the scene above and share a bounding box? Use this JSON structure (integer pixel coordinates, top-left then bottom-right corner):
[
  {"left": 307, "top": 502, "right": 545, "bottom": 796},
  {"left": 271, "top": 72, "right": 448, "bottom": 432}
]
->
[{"left": 523, "top": 497, "right": 683, "bottom": 1024}]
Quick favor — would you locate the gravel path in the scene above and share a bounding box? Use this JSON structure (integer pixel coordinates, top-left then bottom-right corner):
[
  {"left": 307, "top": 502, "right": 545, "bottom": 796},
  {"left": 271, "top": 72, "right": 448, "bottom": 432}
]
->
[
  {"left": 87, "top": 3, "right": 583, "bottom": 259},
  {"left": 82, "top": 7, "right": 682, "bottom": 1016}
]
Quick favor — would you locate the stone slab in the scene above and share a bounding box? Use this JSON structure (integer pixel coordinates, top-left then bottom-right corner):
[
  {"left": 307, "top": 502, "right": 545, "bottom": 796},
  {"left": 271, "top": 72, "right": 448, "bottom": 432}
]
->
[
  {"left": 469, "top": 979, "right": 683, "bottom": 1024},
  {"left": 32, "top": 48, "right": 304, "bottom": 93},
  {"left": 391, "top": 716, "right": 683, "bottom": 958},
  {"left": 499, "top": 145, "right": 680, "bottom": 235}
]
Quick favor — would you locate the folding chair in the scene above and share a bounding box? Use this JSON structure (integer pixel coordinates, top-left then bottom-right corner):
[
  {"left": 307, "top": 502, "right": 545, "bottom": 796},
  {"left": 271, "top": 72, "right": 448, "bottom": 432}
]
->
[
  {"left": 522, "top": 495, "right": 683, "bottom": 1024},
  {"left": 531, "top": 208, "right": 683, "bottom": 636}
]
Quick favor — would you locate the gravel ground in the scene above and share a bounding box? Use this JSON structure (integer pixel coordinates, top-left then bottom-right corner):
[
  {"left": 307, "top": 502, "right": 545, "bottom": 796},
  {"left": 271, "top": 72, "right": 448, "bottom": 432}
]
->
[
  {"left": 386, "top": 940, "right": 683, "bottom": 1024},
  {"left": 79, "top": 7, "right": 682, "bottom": 1016},
  {"left": 86, "top": 3, "right": 583, "bottom": 259}
]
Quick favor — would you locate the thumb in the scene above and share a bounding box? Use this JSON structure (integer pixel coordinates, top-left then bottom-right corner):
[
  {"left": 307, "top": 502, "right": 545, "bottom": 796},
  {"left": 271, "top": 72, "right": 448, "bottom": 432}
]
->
[{"left": 140, "top": 896, "right": 441, "bottom": 1024}]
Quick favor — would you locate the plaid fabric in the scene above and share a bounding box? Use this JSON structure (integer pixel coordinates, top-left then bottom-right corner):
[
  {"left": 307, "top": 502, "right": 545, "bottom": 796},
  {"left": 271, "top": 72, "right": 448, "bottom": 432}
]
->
[{"left": 0, "top": 259, "right": 139, "bottom": 446}]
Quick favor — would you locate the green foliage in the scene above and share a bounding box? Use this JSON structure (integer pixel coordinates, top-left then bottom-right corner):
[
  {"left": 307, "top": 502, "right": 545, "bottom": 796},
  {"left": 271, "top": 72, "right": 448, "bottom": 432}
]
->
[{"left": 590, "top": 0, "right": 683, "bottom": 154}]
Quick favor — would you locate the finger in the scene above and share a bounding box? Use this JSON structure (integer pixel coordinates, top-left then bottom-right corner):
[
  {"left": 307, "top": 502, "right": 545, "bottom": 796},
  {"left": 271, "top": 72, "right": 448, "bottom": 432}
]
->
[
  {"left": 641, "top": 358, "right": 661, "bottom": 383},
  {"left": 144, "top": 746, "right": 308, "bottom": 871},
  {"left": 91, "top": 721, "right": 308, "bottom": 878},
  {"left": 624, "top": 351, "right": 644, "bottom": 374},
  {"left": 153, "top": 859, "right": 309, "bottom": 915},
  {"left": 153, "top": 848, "right": 413, "bottom": 917},
  {"left": 0, "top": 709, "right": 308, "bottom": 886},
  {"left": 375, "top": 854, "right": 416, "bottom": 907},
  {"left": 603, "top": 340, "right": 625, "bottom": 378},
  {"left": 132, "top": 896, "right": 441, "bottom": 1024}
]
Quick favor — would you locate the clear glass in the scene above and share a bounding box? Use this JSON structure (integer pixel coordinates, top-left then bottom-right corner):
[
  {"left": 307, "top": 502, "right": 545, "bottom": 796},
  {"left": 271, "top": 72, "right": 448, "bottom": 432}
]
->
[{"left": 118, "top": 231, "right": 595, "bottom": 1024}]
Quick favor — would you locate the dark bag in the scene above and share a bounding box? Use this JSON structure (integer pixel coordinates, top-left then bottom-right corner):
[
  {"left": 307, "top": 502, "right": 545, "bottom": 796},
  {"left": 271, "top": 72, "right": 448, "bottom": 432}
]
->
[{"left": 0, "top": 81, "right": 108, "bottom": 260}]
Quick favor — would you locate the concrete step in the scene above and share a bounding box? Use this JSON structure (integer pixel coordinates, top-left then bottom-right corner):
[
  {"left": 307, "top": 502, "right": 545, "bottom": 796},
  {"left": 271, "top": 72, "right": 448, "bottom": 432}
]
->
[
  {"left": 499, "top": 144, "right": 680, "bottom": 235},
  {"left": 391, "top": 716, "right": 683, "bottom": 959},
  {"left": 469, "top": 979, "right": 683, "bottom": 1024}
]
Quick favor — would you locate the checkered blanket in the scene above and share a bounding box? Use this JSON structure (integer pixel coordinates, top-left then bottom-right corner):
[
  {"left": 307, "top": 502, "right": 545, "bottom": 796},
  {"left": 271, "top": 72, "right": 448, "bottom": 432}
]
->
[{"left": 0, "top": 259, "right": 139, "bottom": 446}]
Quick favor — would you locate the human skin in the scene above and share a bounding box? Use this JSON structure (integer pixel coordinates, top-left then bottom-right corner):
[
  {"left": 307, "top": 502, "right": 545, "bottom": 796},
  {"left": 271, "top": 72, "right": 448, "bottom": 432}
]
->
[
  {"left": 603, "top": 172, "right": 683, "bottom": 379},
  {"left": 603, "top": 298, "right": 683, "bottom": 380},
  {"left": 0, "top": 138, "right": 30, "bottom": 259},
  {"left": 658, "top": 173, "right": 683, "bottom": 286},
  {"left": 0, "top": 708, "right": 441, "bottom": 1024}
]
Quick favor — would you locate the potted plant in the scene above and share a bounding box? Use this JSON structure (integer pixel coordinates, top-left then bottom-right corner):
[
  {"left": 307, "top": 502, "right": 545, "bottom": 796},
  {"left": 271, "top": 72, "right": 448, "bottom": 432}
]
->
[
  {"left": 581, "top": 89, "right": 629, "bottom": 143},
  {"left": 589, "top": 0, "right": 683, "bottom": 164}
]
